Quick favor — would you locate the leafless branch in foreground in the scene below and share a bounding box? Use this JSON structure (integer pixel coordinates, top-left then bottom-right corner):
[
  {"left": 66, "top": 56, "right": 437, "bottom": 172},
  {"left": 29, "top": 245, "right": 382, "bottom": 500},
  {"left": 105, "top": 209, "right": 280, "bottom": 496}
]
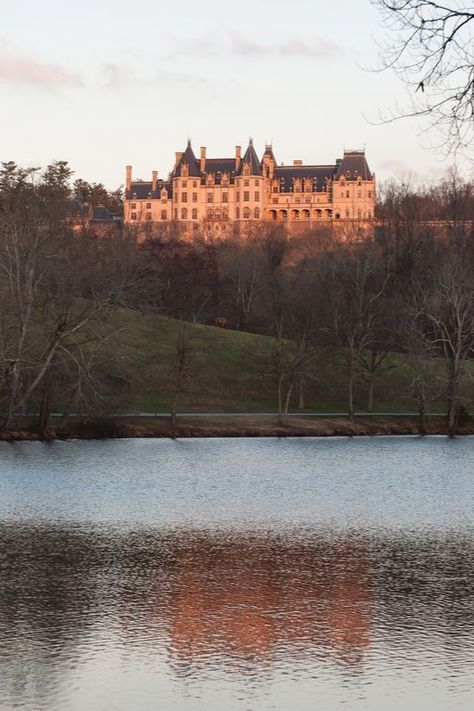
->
[{"left": 371, "top": 0, "right": 474, "bottom": 155}]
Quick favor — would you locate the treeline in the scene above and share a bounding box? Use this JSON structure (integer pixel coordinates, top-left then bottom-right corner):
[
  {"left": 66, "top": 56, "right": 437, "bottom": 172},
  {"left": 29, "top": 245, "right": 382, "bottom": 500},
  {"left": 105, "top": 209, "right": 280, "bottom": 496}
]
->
[{"left": 0, "top": 161, "right": 473, "bottom": 434}]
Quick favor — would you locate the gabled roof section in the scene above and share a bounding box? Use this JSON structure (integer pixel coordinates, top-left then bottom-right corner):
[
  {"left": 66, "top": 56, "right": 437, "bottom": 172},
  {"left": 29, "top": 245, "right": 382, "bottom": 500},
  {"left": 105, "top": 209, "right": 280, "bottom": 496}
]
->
[
  {"left": 126, "top": 179, "right": 173, "bottom": 199},
  {"left": 335, "top": 150, "right": 373, "bottom": 180},
  {"left": 274, "top": 164, "right": 336, "bottom": 192},
  {"left": 203, "top": 158, "right": 236, "bottom": 184},
  {"left": 237, "top": 138, "right": 262, "bottom": 176},
  {"left": 174, "top": 140, "right": 200, "bottom": 178}
]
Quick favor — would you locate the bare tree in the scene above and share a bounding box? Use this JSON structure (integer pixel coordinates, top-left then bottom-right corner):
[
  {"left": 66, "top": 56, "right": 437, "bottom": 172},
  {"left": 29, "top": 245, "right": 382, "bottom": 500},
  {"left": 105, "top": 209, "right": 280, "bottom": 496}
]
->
[
  {"left": 169, "top": 323, "right": 194, "bottom": 430},
  {"left": 410, "top": 244, "right": 474, "bottom": 433},
  {"left": 372, "top": 0, "right": 474, "bottom": 154}
]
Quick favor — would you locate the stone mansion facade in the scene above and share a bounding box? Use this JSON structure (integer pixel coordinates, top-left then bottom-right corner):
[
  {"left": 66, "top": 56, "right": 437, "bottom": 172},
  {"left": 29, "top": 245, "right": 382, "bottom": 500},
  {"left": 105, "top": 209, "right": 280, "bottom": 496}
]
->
[{"left": 123, "top": 139, "right": 376, "bottom": 234}]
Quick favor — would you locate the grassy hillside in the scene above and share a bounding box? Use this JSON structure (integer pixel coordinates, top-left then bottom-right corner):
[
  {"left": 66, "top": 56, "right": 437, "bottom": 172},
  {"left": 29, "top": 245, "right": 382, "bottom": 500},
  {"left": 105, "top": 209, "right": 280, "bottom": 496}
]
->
[{"left": 103, "top": 310, "right": 456, "bottom": 415}]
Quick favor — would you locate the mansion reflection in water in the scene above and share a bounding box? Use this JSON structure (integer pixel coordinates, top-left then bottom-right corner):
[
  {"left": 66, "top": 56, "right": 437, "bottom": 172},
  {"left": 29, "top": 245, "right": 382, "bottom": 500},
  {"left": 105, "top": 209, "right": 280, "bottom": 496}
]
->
[{"left": 1, "top": 525, "right": 473, "bottom": 680}]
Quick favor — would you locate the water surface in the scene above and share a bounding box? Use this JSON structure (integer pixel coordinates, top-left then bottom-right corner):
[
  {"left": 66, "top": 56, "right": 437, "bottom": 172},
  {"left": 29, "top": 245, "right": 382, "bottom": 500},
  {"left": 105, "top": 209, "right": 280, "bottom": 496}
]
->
[{"left": 0, "top": 437, "right": 473, "bottom": 710}]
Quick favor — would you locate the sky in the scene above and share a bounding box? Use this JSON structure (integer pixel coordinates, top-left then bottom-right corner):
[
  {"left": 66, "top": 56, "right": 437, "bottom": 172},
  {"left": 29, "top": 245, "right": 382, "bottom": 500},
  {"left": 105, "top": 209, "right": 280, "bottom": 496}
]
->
[{"left": 0, "top": 0, "right": 470, "bottom": 189}]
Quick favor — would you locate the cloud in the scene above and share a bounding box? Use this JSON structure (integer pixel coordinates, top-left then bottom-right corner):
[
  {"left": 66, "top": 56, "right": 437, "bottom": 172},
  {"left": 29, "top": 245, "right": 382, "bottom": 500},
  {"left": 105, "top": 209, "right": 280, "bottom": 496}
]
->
[
  {"left": 167, "top": 32, "right": 344, "bottom": 60},
  {"left": 101, "top": 62, "right": 209, "bottom": 91},
  {"left": 228, "top": 33, "right": 343, "bottom": 59},
  {"left": 0, "top": 40, "right": 83, "bottom": 88}
]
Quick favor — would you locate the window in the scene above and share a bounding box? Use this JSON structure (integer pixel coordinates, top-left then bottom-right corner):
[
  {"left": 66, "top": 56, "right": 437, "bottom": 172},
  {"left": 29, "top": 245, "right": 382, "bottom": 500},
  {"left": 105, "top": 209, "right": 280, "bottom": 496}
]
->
[
  {"left": 255, "top": 179, "right": 259, "bottom": 187},
  {"left": 193, "top": 181, "right": 197, "bottom": 188},
  {"left": 161, "top": 210, "right": 167, "bottom": 220},
  {"left": 244, "top": 179, "right": 249, "bottom": 187},
  {"left": 254, "top": 207, "right": 260, "bottom": 219},
  {"left": 273, "top": 186, "right": 278, "bottom": 193},
  {"left": 174, "top": 208, "right": 178, "bottom": 220},
  {"left": 243, "top": 191, "right": 250, "bottom": 202},
  {"left": 146, "top": 212, "right": 152, "bottom": 220},
  {"left": 193, "top": 222, "right": 199, "bottom": 231},
  {"left": 254, "top": 192, "right": 260, "bottom": 201},
  {"left": 181, "top": 208, "right": 188, "bottom": 220},
  {"left": 131, "top": 203, "right": 136, "bottom": 209},
  {"left": 192, "top": 208, "right": 198, "bottom": 220},
  {"left": 243, "top": 207, "right": 250, "bottom": 219},
  {"left": 207, "top": 192, "right": 213, "bottom": 203},
  {"left": 346, "top": 190, "right": 350, "bottom": 198},
  {"left": 131, "top": 212, "right": 137, "bottom": 221},
  {"left": 182, "top": 192, "right": 188, "bottom": 202},
  {"left": 146, "top": 202, "right": 151, "bottom": 209},
  {"left": 358, "top": 191, "right": 361, "bottom": 198},
  {"left": 182, "top": 181, "right": 187, "bottom": 188},
  {"left": 236, "top": 207, "right": 240, "bottom": 219},
  {"left": 192, "top": 192, "right": 198, "bottom": 202},
  {"left": 341, "top": 192, "right": 345, "bottom": 198},
  {"left": 222, "top": 192, "right": 228, "bottom": 203},
  {"left": 368, "top": 191, "right": 372, "bottom": 198},
  {"left": 305, "top": 196, "right": 311, "bottom": 203},
  {"left": 345, "top": 210, "right": 350, "bottom": 218},
  {"left": 236, "top": 192, "right": 240, "bottom": 201}
]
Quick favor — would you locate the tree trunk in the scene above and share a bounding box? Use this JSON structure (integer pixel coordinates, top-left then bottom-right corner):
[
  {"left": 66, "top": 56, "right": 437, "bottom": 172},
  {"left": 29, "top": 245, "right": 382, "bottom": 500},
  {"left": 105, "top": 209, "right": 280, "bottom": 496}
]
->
[
  {"left": 298, "top": 376, "right": 305, "bottom": 410},
  {"left": 38, "top": 387, "right": 52, "bottom": 438},
  {"left": 367, "top": 376, "right": 374, "bottom": 413},
  {"left": 348, "top": 348, "right": 355, "bottom": 423},
  {"left": 418, "top": 403, "right": 427, "bottom": 435},
  {"left": 277, "top": 375, "right": 284, "bottom": 425},
  {"left": 284, "top": 383, "right": 294, "bottom": 415},
  {"left": 446, "top": 371, "right": 457, "bottom": 436}
]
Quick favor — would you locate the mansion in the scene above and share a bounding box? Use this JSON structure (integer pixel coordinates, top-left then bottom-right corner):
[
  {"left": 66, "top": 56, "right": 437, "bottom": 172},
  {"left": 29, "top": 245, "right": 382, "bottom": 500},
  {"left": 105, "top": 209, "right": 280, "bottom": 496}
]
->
[{"left": 124, "top": 139, "right": 376, "bottom": 234}]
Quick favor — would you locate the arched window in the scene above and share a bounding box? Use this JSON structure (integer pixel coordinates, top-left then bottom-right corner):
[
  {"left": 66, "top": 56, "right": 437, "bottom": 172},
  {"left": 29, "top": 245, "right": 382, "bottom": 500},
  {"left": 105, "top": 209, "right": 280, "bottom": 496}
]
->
[
  {"left": 254, "top": 207, "right": 260, "bottom": 219},
  {"left": 243, "top": 207, "right": 250, "bottom": 219},
  {"left": 192, "top": 208, "right": 198, "bottom": 220},
  {"left": 181, "top": 208, "right": 188, "bottom": 220}
]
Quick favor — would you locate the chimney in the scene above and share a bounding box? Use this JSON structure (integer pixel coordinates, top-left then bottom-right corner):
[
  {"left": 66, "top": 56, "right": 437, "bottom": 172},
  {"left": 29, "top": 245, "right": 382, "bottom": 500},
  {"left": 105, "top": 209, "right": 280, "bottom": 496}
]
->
[
  {"left": 175, "top": 151, "right": 184, "bottom": 167},
  {"left": 125, "top": 165, "right": 132, "bottom": 191},
  {"left": 200, "top": 146, "right": 207, "bottom": 172},
  {"left": 293, "top": 160, "right": 303, "bottom": 166},
  {"left": 152, "top": 170, "right": 158, "bottom": 192},
  {"left": 235, "top": 145, "right": 241, "bottom": 171}
]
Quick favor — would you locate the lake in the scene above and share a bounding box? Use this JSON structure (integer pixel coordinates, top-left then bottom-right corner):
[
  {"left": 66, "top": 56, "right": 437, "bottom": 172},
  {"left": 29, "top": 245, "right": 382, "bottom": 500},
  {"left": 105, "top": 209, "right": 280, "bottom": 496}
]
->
[{"left": 0, "top": 436, "right": 473, "bottom": 710}]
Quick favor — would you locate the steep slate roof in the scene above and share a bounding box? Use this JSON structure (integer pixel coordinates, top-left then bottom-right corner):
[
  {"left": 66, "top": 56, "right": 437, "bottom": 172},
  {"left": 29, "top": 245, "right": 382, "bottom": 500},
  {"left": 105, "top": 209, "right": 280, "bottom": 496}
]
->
[
  {"left": 237, "top": 139, "right": 262, "bottom": 176},
  {"left": 126, "top": 179, "right": 173, "bottom": 200},
  {"left": 275, "top": 165, "right": 336, "bottom": 192},
  {"left": 203, "top": 158, "right": 236, "bottom": 184},
  {"left": 173, "top": 140, "right": 200, "bottom": 178},
  {"left": 335, "top": 151, "right": 373, "bottom": 180}
]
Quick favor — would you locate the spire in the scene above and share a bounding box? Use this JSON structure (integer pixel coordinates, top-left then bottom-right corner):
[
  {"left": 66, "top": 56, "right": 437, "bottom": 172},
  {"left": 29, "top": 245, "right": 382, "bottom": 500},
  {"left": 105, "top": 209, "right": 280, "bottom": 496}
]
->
[
  {"left": 237, "top": 138, "right": 261, "bottom": 176},
  {"left": 174, "top": 140, "right": 200, "bottom": 177}
]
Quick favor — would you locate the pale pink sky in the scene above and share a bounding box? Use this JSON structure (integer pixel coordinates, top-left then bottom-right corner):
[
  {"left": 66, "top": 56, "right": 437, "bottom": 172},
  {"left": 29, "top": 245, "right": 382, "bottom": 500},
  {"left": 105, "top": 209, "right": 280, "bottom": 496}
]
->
[{"left": 0, "top": 0, "right": 470, "bottom": 189}]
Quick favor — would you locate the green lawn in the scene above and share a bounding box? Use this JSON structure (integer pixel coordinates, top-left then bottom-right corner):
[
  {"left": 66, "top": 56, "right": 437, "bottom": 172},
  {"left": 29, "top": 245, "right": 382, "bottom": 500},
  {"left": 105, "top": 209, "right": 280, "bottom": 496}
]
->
[{"left": 104, "top": 309, "right": 459, "bottom": 416}]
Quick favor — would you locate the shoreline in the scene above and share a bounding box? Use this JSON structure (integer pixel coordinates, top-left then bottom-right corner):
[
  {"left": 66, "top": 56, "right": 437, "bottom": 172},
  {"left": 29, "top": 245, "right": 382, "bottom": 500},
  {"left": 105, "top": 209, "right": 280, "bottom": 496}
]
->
[{"left": 0, "top": 414, "right": 470, "bottom": 441}]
